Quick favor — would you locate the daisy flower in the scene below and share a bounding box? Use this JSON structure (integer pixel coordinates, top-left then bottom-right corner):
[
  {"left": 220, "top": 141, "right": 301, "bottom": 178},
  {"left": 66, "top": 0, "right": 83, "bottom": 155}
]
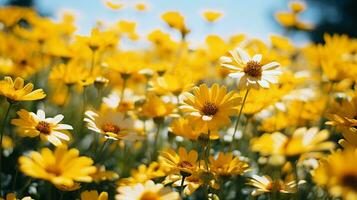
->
[
  {"left": 11, "top": 109, "right": 72, "bottom": 146},
  {"left": 84, "top": 109, "right": 137, "bottom": 141},
  {"left": 18, "top": 146, "right": 96, "bottom": 188},
  {"left": 116, "top": 180, "right": 180, "bottom": 200},
  {"left": 220, "top": 48, "right": 281, "bottom": 89},
  {"left": 0, "top": 76, "right": 46, "bottom": 102}
]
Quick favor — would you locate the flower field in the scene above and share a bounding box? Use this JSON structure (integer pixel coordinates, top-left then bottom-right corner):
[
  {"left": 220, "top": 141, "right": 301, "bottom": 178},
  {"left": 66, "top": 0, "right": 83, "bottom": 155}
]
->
[{"left": 0, "top": 1, "right": 356, "bottom": 200}]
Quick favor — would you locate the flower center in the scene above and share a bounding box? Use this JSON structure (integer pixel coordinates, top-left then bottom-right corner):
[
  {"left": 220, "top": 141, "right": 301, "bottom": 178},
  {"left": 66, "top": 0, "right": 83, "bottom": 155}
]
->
[
  {"left": 178, "top": 160, "right": 194, "bottom": 169},
  {"left": 36, "top": 121, "right": 51, "bottom": 135},
  {"left": 102, "top": 123, "right": 120, "bottom": 134},
  {"left": 244, "top": 61, "right": 262, "bottom": 78},
  {"left": 341, "top": 173, "right": 357, "bottom": 190},
  {"left": 201, "top": 102, "right": 218, "bottom": 116},
  {"left": 46, "top": 166, "right": 62, "bottom": 176},
  {"left": 139, "top": 191, "right": 161, "bottom": 200}
]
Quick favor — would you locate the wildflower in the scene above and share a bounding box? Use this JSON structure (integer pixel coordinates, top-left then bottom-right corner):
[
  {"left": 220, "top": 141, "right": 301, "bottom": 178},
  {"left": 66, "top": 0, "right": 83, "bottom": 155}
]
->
[
  {"left": 159, "top": 147, "right": 198, "bottom": 176},
  {"left": 104, "top": 1, "right": 124, "bottom": 10},
  {"left": 81, "top": 190, "right": 108, "bottom": 200},
  {"left": 84, "top": 109, "right": 136, "bottom": 141},
  {"left": 135, "top": 3, "right": 147, "bottom": 11},
  {"left": 169, "top": 117, "right": 219, "bottom": 141},
  {"left": 0, "top": 76, "right": 46, "bottom": 102},
  {"left": 251, "top": 127, "right": 335, "bottom": 158},
  {"left": 0, "top": 193, "right": 33, "bottom": 200},
  {"left": 118, "top": 162, "right": 166, "bottom": 186},
  {"left": 180, "top": 83, "right": 241, "bottom": 130},
  {"left": 140, "top": 93, "right": 175, "bottom": 119},
  {"left": 150, "top": 70, "right": 193, "bottom": 96},
  {"left": 116, "top": 180, "right": 180, "bottom": 200},
  {"left": 313, "top": 149, "right": 357, "bottom": 200},
  {"left": 326, "top": 96, "right": 357, "bottom": 147},
  {"left": 19, "top": 146, "right": 96, "bottom": 187},
  {"left": 11, "top": 109, "right": 72, "bottom": 146},
  {"left": 247, "top": 175, "right": 304, "bottom": 196},
  {"left": 202, "top": 10, "right": 223, "bottom": 23},
  {"left": 220, "top": 48, "right": 281, "bottom": 89},
  {"left": 209, "top": 152, "right": 249, "bottom": 177},
  {"left": 161, "top": 11, "right": 190, "bottom": 38},
  {"left": 91, "top": 165, "right": 119, "bottom": 182}
]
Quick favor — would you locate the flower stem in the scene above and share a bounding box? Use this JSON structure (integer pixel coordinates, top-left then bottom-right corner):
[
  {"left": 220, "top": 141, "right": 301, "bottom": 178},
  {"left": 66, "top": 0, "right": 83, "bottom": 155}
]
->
[
  {"left": 0, "top": 101, "right": 13, "bottom": 190},
  {"left": 90, "top": 49, "right": 96, "bottom": 75},
  {"left": 152, "top": 121, "right": 162, "bottom": 160},
  {"left": 180, "top": 175, "right": 186, "bottom": 197},
  {"left": 229, "top": 88, "right": 250, "bottom": 151},
  {"left": 119, "top": 77, "right": 127, "bottom": 106}
]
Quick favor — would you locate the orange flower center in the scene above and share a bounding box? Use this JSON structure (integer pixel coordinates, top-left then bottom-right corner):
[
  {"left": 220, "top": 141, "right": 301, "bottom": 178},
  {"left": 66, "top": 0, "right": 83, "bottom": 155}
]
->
[
  {"left": 46, "top": 166, "right": 62, "bottom": 176},
  {"left": 102, "top": 123, "right": 120, "bottom": 134},
  {"left": 139, "top": 191, "right": 160, "bottom": 200},
  {"left": 201, "top": 102, "right": 218, "bottom": 116},
  {"left": 244, "top": 61, "right": 262, "bottom": 78},
  {"left": 36, "top": 121, "right": 51, "bottom": 135}
]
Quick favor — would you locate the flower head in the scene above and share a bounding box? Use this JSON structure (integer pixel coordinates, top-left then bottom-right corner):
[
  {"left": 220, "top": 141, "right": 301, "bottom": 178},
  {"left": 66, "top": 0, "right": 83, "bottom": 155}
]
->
[
  {"left": 19, "top": 146, "right": 96, "bottom": 187},
  {"left": 80, "top": 190, "right": 108, "bottom": 200},
  {"left": 209, "top": 152, "right": 249, "bottom": 177},
  {"left": 116, "top": 180, "right": 180, "bottom": 200},
  {"left": 159, "top": 147, "right": 198, "bottom": 176},
  {"left": 220, "top": 48, "right": 281, "bottom": 89},
  {"left": 11, "top": 109, "right": 72, "bottom": 146},
  {"left": 180, "top": 83, "right": 241, "bottom": 130},
  {"left": 0, "top": 76, "right": 46, "bottom": 102}
]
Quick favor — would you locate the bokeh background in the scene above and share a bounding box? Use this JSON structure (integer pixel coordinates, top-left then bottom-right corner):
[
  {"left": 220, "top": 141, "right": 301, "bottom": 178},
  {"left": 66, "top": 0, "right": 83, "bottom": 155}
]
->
[{"left": 1, "top": 0, "right": 355, "bottom": 45}]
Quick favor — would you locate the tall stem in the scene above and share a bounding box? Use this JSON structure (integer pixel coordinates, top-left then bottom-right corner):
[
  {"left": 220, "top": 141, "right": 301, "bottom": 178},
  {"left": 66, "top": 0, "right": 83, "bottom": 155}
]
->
[
  {"left": 0, "top": 101, "right": 13, "bottom": 190},
  {"left": 180, "top": 175, "right": 186, "bottom": 197},
  {"left": 119, "top": 77, "right": 127, "bottom": 106},
  {"left": 229, "top": 88, "right": 250, "bottom": 151},
  {"left": 90, "top": 49, "right": 96, "bottom": 75},
  {"left": 152, "top": 121, "right": 162, "bottom": 160}
]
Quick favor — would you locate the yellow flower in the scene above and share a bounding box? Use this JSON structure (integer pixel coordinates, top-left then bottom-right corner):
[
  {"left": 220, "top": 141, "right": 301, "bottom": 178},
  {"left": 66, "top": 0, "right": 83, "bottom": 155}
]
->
[
  {"left": 116, "top": 180, "right": 180, "bottom": 200},
  {"left": 0, "top": 193, "right": 33, "bottom": 200},
  {"left": 135, "top": 3, "right": 147, "bottom": 11},
  {"left": 116, "top": 20, "right": 139, "bottom": 40},
  {"left": 150, "top": 70, "right": 193, "bottom": 96},
  {"left": 247, "top": 175, "right": 303, "bottom": 196},
  {"left": 209, "top": 152, "right": 249, "bottom": 177},
  {"left": 220, "top": 48, "right": 281, "bottom": 89},
  {"left": 140, "top": 93, "right": 175, "bottom": 119},
  {"left": 11, "top": 109, "right": 72, "bottom": 146},
  {"left": 84, "top": 109, "right": 136, "bottom": 141},
  {"left": 118, "top": 162, "right": 166, "bottom": 186},
  {"left": 49, "top": 62, "right": 90, "bottom": 87},
  {"left": 81, "top": 190, "right": 108, "bottom": 200},
  {"left": 1, "top": 135, "right": 14, "bottom": 150},
  {"left": 104, "top": 0, "right": 124, "bottom": 10},
  {"left": 0, "top": 76, "right": 46, "bottom": 102},
  {"left": 289, "top": 1, "right": 306, "bottom": 13},
  {"left": 251, "top": 127, "right": 335, "bottom": 158},
  {"left": 326, "top": 96, "right": 357, "bottom": 147},
  {"left": 180, "top": 83, "right": 241, "bottom": 130},
  {"left": 91, "top": 165, "right": 119, "bottom": 182},
  {"left": 202, "top": 10, "right": 223, "bottom": 23},
  {"left": 19, "top": 145, "right": 96, "bottom": 187},
  {"left": 169, "top": 117, "right": 219, "bottom": 141},
  {"left": 159, "top": 147, "right": 198, "bottom": 175},
  {"left": 55, "top": 182, "right": 81, "bottom": 191},
  {"left": 161, "top": 11, "right": 190, "bottom": 37},
  {"left": 313, "top": 149, "right": 357, "bottom": 200}
]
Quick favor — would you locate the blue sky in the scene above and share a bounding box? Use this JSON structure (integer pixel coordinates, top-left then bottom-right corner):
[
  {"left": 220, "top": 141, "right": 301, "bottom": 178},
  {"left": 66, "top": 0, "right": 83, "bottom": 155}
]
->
[{"left": 1, "top": 0, "right": 318, "bottom": 45}]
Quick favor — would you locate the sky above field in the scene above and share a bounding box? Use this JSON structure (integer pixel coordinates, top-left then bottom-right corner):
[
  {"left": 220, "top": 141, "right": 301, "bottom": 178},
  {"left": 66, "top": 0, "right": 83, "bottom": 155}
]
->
[{"left": 2, "top": 0, "right": 318, "bottom": 45}]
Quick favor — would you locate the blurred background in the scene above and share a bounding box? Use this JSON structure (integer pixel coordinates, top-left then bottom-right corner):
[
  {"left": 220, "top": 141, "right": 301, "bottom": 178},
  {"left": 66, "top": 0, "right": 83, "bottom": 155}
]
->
[{"left": 0, "top": 0, "right": 356, "bottom": 44}]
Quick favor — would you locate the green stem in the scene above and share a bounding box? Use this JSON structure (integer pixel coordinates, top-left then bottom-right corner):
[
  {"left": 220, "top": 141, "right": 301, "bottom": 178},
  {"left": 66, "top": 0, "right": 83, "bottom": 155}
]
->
[
  {"left": 152, "top": 122, "right": 162, "bottom": 160},
  {"left": 229, "top": 88, "right": 250, "bottom": 151},
  {"left": 119, "top": 78, "right": 127, "bottom": 106},
  {"left": 0, "top": 101, "right": 13, "bottom": 190},
  {"left": 180, "top": 175, "right": 186, "bottom": 197},
  {"left": 95, "top": 139, "right": 110, "bottom": 162},
  {"left": 294, "top": 161, "right": 300, "bottom": 200}
]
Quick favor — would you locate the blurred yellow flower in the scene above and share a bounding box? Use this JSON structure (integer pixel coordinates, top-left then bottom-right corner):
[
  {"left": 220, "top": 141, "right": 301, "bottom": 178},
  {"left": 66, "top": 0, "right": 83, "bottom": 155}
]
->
[
  {"left": 159, "top": 147, "right": 198, "bottom": 176},
  {"left": 81, "top": 190, "right": 108, "bottom": 200},
  {"left": 140, "top": 93, "right": 175, "bottom": 119},
  {"left": 169, "top": 117, "right": 219, "bottom": 140},
  {"left": 116, "top": 180, "right": 180, "bottom": 200},
  {"left": 251, "top": 127, "right": 335, "bottom": 158},
  {"left": 0, "top": 76, "right": 46, "bottom": 102},
  {"left": 19, "top": 146, "right": 96, "bottom": 187},
  {"left": 202, "top": 10, "right": 223, "bottom": 23},
  {"left": 313, "top": 149, "right": 357, "bottom": 200},
  {"left": 0, "top": 193, "right": 33, "bottom": 200},
  {"left": 118, "top": 162, "right": 166, "bottom": 186},
  {"left": 11, "top": 109, "right": 72, "bottom": 146}
]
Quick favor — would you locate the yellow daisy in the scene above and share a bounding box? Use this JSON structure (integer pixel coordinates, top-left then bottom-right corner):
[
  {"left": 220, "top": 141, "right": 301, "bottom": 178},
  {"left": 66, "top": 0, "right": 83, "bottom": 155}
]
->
[
  {"left": 180, "top": 83, "right": 241, "bottom": 130},
  {"left": 220, "top": 48, "right": 281, "bottom": 89},
  {"left": 11, "top": 109, "right": 72, "bottom": 146},
  {"left": 116, "top": 180, "right": 180, "bottom": 200},
  {"left": 18, "top": 145, "right": 96, "bottom": 187},
  {"left": 159, "top": 147, "right": 198, "bottom": 176},
  {"left": 0, "top": 76, "right": 46, "bottom": 102},
  {"left": 209, "top": 152, "right": 249, "bottom": 177}
]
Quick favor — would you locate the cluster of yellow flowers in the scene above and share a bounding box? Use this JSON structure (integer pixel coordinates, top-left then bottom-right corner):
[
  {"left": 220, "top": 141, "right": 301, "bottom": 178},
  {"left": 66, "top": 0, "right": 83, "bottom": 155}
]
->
[{"left": 0, "top": 1, "right": 356, "bottom": 200}]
